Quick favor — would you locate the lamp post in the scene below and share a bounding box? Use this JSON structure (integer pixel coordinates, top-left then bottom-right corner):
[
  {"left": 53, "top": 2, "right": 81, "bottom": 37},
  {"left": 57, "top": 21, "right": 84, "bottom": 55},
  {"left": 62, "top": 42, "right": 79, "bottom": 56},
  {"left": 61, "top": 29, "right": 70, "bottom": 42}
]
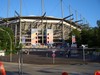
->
[
  {"left": 0, "top": 27, "right": 12, "bottom": 62},
  {"left": 82, "top": 44, "right": 86, "bottom": 62}
]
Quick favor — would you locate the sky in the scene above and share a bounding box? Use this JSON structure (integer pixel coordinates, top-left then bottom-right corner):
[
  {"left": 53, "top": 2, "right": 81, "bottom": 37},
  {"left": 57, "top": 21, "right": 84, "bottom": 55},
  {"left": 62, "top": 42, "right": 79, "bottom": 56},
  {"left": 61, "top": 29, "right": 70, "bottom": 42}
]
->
[{"left": 0, "top": 0, "right": 100, "bottom": 27}]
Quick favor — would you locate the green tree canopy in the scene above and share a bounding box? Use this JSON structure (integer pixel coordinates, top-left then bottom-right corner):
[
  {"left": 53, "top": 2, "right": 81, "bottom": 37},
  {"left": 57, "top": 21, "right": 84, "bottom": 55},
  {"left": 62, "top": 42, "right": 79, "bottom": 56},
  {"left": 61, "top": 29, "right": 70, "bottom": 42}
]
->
[
  {"left": 67, "top": 19, "right": 100, "bottom": 48},
  {"left": 97, "top": 20, "right": 100, "bottom": 28},
  {"left": 0, "top": 26, "right": 15, "bottom": 51},
  {"left": 67, "top": 29, "right": 81, "bottom": 47}
]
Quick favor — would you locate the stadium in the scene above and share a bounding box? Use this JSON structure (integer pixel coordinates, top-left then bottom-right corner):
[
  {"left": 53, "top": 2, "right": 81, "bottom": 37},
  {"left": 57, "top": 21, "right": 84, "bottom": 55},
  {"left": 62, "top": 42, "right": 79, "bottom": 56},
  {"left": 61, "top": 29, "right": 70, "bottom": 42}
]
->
[{"left": 0, "top": 16, "right": 81, "bottom": 48}]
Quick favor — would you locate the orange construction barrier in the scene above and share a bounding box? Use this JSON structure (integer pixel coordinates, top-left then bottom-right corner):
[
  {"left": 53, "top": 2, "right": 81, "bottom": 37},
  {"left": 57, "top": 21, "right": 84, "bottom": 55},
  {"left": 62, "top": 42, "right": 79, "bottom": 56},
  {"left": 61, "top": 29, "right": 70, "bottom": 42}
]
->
[
  {"left": 0, "top": 62, "right": 6, "bottom": 75},
  {"left": 95, "top": 70, "right": 100, "bottom": 75},
  {"left": 62, "top": 72, "right": 68, "bottom": 75}
]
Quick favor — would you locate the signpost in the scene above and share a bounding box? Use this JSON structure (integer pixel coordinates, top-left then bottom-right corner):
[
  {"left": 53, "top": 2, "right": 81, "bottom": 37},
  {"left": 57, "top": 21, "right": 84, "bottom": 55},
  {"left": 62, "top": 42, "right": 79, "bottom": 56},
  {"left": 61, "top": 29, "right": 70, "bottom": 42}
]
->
[
  {"left": 18, "top": 36, "right": 25, "bottom": 75},
  {"left": 22, "top": 36, "right": 25, "bottom": 44},
  {"left": 52, "top": 50, "right": 56, "bottom": 64}
]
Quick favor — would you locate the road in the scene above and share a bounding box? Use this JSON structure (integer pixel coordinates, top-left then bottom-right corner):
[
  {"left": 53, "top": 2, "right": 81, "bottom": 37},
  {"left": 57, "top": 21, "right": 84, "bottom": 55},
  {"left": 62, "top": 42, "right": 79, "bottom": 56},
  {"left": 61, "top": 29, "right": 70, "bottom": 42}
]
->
[{"left": 3, "top": 62, "right": 100, "bottom": 75}]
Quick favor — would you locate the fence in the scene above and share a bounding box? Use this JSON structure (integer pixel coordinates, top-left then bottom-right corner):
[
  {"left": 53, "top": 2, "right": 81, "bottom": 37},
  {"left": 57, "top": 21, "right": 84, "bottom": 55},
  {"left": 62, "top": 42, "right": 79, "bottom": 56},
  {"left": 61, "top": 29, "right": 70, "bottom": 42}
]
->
[
  {"left": 21, "top": 48, "right": 100, "bottom": 64},
  {"left": 0, "top": 48, "right": 100, "bottom": 64}
]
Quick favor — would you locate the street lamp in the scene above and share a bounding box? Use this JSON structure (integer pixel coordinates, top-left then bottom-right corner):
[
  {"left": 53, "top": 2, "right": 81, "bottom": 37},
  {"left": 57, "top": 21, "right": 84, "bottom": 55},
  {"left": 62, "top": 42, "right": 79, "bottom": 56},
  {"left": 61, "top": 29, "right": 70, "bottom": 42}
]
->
[
  {"left": 0, "top": 27, "right": 12, "bottom": 62},
  {"left": 81, "top": 44, "right": 86, "bottom": 62},
  {"left": 15, "top": 10, "right": 23, "bottom": 75}
]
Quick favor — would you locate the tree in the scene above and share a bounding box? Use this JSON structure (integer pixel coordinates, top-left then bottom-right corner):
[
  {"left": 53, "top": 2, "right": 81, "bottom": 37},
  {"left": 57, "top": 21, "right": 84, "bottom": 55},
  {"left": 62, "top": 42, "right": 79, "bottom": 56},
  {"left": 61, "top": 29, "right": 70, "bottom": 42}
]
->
[
  {"left": 97, "top": 20, "right": 100, "bottom": 47},
  {"left": 67, "top": 29, "right": 81, "bottom": 47},
  {"left": 80, "top": 28, "right": 98, "bottom": 47},
  {"left": 0, "top": 26, "right": 15, "bottom": 53},
  {"left": 80, "top": 23, "right": 90, "bottom": 30},
  {"left": 97, "top": 20, "right": 100, "bottom": 28},
  {"left": 67, "top": 20, "right": 100, "bottom": 48}
]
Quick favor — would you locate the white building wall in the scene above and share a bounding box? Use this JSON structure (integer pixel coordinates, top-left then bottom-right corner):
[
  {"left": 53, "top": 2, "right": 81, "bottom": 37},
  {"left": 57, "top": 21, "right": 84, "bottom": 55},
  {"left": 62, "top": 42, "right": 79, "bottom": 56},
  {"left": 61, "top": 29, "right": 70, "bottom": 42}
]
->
[
  {"left": 46, "top": 29, "right": 53, "bottom": 44},
  {"left": 31, "top": 29, "right": 38, "bottom": 47}
]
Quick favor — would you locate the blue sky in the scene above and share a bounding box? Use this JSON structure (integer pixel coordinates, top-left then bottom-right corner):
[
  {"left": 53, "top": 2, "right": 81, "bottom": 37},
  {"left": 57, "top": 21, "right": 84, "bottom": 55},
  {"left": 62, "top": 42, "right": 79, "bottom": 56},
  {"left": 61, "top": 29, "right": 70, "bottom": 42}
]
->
[{"left": 0, "top": 0, "right": 100, "bottom": 27}]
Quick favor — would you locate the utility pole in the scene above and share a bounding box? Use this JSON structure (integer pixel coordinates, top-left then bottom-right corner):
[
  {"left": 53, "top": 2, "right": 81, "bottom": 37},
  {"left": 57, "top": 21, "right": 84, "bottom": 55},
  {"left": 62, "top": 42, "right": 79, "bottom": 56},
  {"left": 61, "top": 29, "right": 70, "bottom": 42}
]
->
[{"left": 19, "top": 0, "right": 23, "bottom": 75}]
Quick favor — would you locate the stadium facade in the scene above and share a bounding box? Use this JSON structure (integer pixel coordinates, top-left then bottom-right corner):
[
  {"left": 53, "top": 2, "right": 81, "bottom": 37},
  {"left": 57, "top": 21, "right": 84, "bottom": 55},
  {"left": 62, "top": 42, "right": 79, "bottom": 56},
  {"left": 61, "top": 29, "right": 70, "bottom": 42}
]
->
[{"left": 0, "top": 16, "right": 81, "bottom": 48}]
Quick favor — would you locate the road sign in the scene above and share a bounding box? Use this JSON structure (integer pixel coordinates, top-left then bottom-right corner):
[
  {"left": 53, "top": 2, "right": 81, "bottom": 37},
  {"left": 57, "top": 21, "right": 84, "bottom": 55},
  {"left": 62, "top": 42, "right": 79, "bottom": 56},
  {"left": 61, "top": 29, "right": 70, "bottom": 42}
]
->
[
  {"left": 22, "top": 36, "right": 25, "bottom": 44},
  {"left": 52, "top": 50, "right": 55, "bottom": 53},
  {"left": 52, "top": 53, "right": 56, "bottom": 58}
]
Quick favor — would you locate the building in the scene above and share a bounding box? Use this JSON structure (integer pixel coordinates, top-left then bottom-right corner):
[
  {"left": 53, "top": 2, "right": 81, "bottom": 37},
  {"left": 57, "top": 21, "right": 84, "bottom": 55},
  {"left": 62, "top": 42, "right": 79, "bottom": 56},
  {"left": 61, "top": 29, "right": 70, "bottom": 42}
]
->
[{"left": 0, "top": 16, "right": 81, "bottom": 48}]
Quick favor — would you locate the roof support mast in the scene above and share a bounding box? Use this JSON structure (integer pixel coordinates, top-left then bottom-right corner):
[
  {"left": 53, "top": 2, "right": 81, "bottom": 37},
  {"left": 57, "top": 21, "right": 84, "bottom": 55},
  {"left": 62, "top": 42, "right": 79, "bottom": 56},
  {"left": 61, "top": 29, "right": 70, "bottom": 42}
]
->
[
  {"left": 41, "top": 0, "right": 44, "bottom": 15},
  {"left": 7, "top": 0, "right": 10, "bottom": 27},
  {"left": 60, "top": 0, "right": 64, "bottom": 46},
  {"left": 69, "top": 5, "right": 72, "bottom": 31},
  {"left": 20, "top": 0, "right": 22, "bottom": 44},
  {"left": 41, "top": 0, "right": 45, "bottom": 44}
]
